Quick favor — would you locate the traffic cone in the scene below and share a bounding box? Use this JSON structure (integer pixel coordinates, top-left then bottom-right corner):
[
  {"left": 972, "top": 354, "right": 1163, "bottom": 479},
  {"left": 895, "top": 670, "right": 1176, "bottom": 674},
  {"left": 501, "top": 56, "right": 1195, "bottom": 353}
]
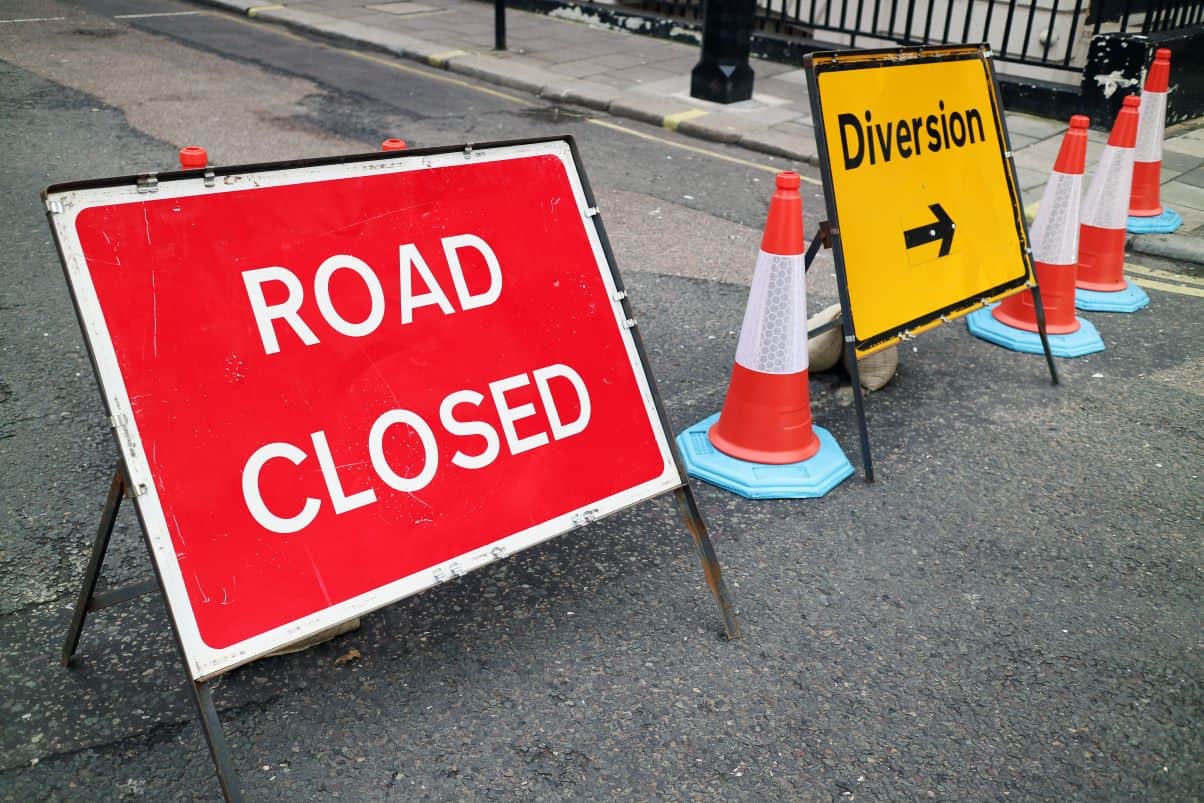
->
[
  {"left": 676, "top": 172, "right": 853, "bottom": 499},
  {"left": 1076, "top": 94, "right": 1150, "bottom": 313},
  {"left": 1128, "top": 49, "right": 1182, "bottom": 234},
  {"left": 381, "top": 138, "right": 408, "bottom": 151},
  {"left": 967, "top": 116, "right": 1104, "bottom": 357}
]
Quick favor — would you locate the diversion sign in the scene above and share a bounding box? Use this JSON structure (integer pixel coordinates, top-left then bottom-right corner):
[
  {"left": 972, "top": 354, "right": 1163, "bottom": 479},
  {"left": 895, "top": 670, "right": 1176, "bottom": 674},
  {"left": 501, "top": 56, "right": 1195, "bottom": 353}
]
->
[
  {"left": 46, "top": 139, "right": 684, "bottom": 679},
  {"left": 807, "top": 45, "right": 1034, "bottom": 352}
]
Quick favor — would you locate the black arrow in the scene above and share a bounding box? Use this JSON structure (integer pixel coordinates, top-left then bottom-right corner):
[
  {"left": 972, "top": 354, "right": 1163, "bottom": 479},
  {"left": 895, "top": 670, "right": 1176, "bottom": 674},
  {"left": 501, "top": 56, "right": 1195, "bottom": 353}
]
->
[{"left": 903, "top": 203, "right": 955, "bottom": 257}]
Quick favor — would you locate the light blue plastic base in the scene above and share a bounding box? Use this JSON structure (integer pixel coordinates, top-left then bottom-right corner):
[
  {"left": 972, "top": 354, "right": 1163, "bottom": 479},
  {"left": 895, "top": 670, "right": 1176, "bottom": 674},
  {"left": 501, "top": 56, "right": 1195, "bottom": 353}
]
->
[
  {"left": 1075, "top": 281, "right": 1150, "bottom": 313},
  {"left": 676, "top": 413, "right": 854, "bottom": 500},
  {"left": 965, "top": 306, "right": 1105, "bottom": 357},
  {"left": 1127, "top": 208, "right": 1183, "bottom": 234}
]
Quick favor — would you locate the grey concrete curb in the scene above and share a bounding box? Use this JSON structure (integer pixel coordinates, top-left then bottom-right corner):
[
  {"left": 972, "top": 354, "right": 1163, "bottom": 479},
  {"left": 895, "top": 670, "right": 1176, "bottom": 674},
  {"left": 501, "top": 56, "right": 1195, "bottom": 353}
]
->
[
  {"left": 186, "top": 0, "right": 818, "bottom": 167},
  {"left": 738, "top": 129, "right": 819, "bottom": 165},
  {"left": 445, "top": 52, "right": 558, "bottom": 95},
  {"left": 201, "top": 0, "right": 256, "bottom": 10},
  {"left": 538, "top": 79, "right": 621, "bottom": 111},
  {"left": 1128, "top": 232, "right": 1204, "bottom": 265},
  {"left": 607, "top": 94, "right": 696, "bottom": 128}
]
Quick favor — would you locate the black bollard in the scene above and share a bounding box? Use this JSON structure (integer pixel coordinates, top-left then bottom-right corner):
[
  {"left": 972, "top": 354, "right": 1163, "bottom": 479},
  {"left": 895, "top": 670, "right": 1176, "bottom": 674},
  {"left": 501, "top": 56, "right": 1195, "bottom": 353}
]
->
[
  {"left": 690, "top": 0, "right": 756, "bottom": 104},
  {"left": 494, "top": 0, "right": 506, "bottom": 51}
]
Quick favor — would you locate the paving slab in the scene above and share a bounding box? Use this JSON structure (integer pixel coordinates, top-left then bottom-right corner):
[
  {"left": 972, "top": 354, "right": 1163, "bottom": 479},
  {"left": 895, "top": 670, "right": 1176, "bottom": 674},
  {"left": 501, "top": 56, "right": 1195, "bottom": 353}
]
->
[
  {"left": 1175, "top": 165, "right": 1204, "bottom": 188},
  {"left": 1160, "top": 148, "right": 1203, "bottom": 174},
  {"left": 1159, "top": 180, "right": 1204, "bottom": 211},
  {"left": 1165, "top": 133, "right": 1204, "bottom": 157},
  {"left": 1004, "top": 112, "right": 1066, "bottom": 140},
  {"left": 1013, "top": 166, "right": 1048, "bottom": 191}
]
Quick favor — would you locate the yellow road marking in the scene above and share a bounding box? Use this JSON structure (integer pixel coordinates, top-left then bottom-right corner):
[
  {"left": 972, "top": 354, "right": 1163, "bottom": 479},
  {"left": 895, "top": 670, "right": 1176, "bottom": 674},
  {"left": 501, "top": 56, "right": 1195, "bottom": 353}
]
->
[
  {"left": 587, "top": 118, "right": 822, "bottom": 184},
  {"left": 1126, "top": 262, "right": 1204, "bottom": 287},
  {"left": 662, "top": 109, "right": 708, "bottom": 131},
  {"left": 427, "top": 49, "right": 467, "bottom": 66},
  {"left": 1130, "top": 277, "right": 1204, "bottom": 298},
  {"left": 114, "top": 10, "right": 203, "bottom": 18}
]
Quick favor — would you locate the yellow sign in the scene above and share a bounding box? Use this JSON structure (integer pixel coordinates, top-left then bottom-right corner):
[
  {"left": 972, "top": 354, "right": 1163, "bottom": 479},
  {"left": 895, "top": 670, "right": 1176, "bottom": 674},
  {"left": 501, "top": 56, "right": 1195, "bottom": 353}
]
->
[{"left": 807, "top": 46, "right": 1032, "bottom": 352}]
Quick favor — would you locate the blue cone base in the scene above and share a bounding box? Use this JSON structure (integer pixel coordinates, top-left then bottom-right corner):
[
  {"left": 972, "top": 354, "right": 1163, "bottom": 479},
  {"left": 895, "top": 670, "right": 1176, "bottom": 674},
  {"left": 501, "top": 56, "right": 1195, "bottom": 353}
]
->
[
  {"left": 1127, "top": 209, "right": 1182, "bottom": 234},
  {"left": 966, "top": 306, "right": 1104, "bottom": 357},
  {"left": 676, "top": 413, "right": 853, "bottom": 500},
  {"left": 1075, "top": 281, "right": 1150, "bottom": 312}
]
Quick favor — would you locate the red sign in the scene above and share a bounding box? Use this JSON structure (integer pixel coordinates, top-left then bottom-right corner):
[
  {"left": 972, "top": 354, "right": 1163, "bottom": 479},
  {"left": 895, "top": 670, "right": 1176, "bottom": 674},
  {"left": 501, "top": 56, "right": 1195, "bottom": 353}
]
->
[{"left": 48, "top": 141, "right": 680, "bottom": 678}]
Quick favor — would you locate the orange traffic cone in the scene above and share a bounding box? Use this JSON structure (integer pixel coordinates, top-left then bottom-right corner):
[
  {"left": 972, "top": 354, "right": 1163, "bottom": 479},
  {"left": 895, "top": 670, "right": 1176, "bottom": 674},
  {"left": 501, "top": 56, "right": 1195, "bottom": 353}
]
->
[
  {"left": 968, "top": 115, "right": 1104, "bottom": 356},
  {"left": 1129, "top": 49, "right": 1182, "bottom": 234},
  {"left": 1076, "top": 94, "right": 1149, "bottom": 313},
  {"left": 676, "top": 172, "right": 852, "bottom": 499},
  {"left": 381, "top": 138, "right": 408, "bottom": 151}
]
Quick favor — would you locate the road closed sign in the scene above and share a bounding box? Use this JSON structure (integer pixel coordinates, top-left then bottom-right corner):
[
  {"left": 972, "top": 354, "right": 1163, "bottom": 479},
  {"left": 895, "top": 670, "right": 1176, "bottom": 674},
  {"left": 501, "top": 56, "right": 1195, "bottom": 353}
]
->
[
  {"left": 46, "top": 139, "right": 682, "bottom": 679},
  {"left": 807, "top": 45, "right": 1033, "bottom": 352}
]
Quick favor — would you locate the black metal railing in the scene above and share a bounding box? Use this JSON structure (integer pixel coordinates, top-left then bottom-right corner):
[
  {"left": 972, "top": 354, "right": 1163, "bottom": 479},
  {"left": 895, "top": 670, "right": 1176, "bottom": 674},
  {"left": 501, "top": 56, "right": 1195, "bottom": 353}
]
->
[{"left": 636, "top": 0, "right": 1204, "bottom": 73}]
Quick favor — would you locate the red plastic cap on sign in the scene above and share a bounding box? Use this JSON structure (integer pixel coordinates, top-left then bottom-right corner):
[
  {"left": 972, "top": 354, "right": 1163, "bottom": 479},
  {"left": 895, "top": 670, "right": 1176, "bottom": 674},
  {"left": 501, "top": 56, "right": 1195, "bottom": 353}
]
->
[
  {"left": 1107, "top": 96, "right": 1141, "bottom": 148},
  {"left": 1053, "top": 115, "right": 1090, "bottom": 174},
  {"left": 179, "top": 146, "right": 208, "bottom": 169},
  {"left": 381, "top": 138, "right": 408, "bottom": 151},
  {"left": 760, "top": 172, "right": 804, "bottom": 255},
  {"left": 1145, "top": 48, "right": 1171, "bottom": 93}
]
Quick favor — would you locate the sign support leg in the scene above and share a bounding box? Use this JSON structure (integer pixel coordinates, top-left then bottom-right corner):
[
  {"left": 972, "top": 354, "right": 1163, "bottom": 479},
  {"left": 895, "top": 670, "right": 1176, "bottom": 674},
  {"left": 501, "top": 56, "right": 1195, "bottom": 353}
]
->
[
  {"left": 803, "top": 221, "right": 832, "bottom": 273},
  {"left": 190, "top": 678, "right": 246, "bottom": 802},
  {"left": 62, "top": 462, "right": 247, "bottom": 801},
  {"left": 804, "top": 220, "right": 873, "bottom": 479},
  {"left": 841, "top": 321, "right": 875, "bottom": 483},
  {"left": 62, "top": 464, "right": 125, "bottom": 666},
  {"left": 1028, "top": 283, "right": 1061, "bottom": 386},
  {"left": 134, "top": 508, "right": 247, "bottom": 801},
  {"left": 674, "top": 486, "right": 741, "bottom": 639}
]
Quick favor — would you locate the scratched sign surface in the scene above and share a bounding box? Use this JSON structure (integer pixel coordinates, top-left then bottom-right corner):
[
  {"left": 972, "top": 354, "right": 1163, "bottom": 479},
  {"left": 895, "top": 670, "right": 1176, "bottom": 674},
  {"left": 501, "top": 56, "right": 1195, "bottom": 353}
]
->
[{"left": 47, "top": 140, "right": 680, "bottom": 679}]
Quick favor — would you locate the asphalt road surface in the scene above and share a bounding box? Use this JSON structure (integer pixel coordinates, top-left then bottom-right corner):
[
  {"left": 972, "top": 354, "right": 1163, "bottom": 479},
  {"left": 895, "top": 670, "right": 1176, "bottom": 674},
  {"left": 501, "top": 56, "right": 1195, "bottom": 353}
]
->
[{"left": 2, "top": 0, "right": 1201, "bottom": 799}]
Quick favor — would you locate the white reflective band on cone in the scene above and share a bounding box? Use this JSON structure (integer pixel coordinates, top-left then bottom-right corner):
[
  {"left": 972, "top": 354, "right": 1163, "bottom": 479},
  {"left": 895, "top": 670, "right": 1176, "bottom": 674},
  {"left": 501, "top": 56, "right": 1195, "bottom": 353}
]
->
[
  {"left": 734, "top": 250, "right": 808, "bottom": 374},
  {"left": 1081, "top": 146, "right": 1135, "bottom": 229},
  {"left": 1134, "top": 91, "right": 1167, "bottom": 163},
  {"left": 1029, "top": 171, "right": 1082, "bottom": 266}
]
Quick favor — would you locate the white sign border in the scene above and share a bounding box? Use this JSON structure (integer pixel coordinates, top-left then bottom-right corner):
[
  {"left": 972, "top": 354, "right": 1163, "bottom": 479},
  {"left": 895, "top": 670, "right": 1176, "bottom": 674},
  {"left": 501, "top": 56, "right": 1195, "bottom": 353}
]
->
[{"left": 47, "top": 140, "right": 683, "bottom": 681}]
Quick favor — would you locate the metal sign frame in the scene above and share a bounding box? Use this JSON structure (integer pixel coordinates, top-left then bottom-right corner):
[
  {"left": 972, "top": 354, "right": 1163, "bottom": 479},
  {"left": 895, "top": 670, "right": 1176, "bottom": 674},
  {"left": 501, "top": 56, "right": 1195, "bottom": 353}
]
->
[
  {"left": 46, "top": 136, "right": 739, "bottom": 802},
  {"left": 805, "top": 44, "right": 1058, "bottom": 480}
]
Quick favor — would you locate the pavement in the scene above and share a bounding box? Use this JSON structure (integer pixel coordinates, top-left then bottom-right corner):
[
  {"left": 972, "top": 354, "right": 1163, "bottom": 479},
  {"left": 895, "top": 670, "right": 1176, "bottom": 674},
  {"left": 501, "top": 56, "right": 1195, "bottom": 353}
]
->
[{"left": 191, "top": 0, "right": 1204, "bottom": 262}]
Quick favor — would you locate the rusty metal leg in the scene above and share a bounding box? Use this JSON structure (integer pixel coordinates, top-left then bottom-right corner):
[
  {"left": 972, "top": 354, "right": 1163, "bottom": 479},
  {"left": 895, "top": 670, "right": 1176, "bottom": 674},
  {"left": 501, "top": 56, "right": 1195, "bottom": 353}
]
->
[
  {"left": 803, "top": 221, "right": 832, "bottom": 273},
  {"left": 674, "top": 485, "right": 741, "bottom": 639},
  {"left": 62, "top": 465, "right": 125, "bottom": 666}
]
